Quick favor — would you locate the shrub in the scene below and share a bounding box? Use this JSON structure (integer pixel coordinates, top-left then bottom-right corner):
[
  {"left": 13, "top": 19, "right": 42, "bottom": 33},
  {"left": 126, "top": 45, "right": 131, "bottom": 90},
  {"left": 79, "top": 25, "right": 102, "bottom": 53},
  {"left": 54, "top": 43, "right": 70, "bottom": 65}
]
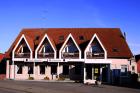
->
[
  {"left": 44, "top": 76, "right": 50, "bottom": 80},
  {"left": 57, "top": 77, "right": 65, "bottom": 80},
  {"left": 75, "top": 80, "right": 80, "bottom": 83},
  {"left": 28, "top": 77, "right": 34, "bottom": 80}
]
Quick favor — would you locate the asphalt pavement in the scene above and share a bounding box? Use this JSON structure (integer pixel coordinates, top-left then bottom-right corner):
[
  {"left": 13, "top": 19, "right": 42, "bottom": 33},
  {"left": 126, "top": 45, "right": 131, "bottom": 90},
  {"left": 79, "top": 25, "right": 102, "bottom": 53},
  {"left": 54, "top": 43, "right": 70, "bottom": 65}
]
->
[{"left": 0, "top": 80, "right": 140, "bottom": 93}]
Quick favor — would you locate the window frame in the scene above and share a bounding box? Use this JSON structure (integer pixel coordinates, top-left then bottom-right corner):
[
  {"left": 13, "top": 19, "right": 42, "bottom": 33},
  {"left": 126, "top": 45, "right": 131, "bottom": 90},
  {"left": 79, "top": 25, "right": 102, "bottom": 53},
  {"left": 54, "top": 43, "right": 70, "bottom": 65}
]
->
[
  {"left": 51, "top": 65, "right": 57, "bottom": 75},
  {"left": 59, "top": 36, "right": 64, "bottom": 42},
  {"left": 17, "top": 65, "right": 23, "bottom": 74},
  {"left": 63, "top": 65, "right": 69, "bottom": 75},
  {"left": 121, "top": 65, "right": 128, "bottom": 77},
  {"left": 40, "top": 65, "right": 45, "bottom": 75},
  {"left": 28, "top": 65, "right": 34, "bottom": 74},
  {"left": 79, "top": 36, "right": 84, "bottom": 40},
  {"left": 75, "top": 64, "right": 82, "bottom": 75}
]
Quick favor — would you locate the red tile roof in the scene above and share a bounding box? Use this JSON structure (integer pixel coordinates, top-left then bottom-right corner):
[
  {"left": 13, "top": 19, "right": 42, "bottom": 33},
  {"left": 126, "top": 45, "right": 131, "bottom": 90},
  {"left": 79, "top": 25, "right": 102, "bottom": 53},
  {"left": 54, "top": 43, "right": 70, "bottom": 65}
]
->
[
  {"left": 6, "top": 28, "right": 133, "bottom": 58},
  {"left": 0, "top": 54, "right": 4, "bottom": 61}
]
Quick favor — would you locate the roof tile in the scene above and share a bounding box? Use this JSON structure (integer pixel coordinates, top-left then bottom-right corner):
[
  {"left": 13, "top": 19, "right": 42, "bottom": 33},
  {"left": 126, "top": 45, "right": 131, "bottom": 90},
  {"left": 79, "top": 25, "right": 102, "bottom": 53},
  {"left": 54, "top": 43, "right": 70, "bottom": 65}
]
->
[{"left": 6, "top": 28, "right": 133, "bottom": 58}]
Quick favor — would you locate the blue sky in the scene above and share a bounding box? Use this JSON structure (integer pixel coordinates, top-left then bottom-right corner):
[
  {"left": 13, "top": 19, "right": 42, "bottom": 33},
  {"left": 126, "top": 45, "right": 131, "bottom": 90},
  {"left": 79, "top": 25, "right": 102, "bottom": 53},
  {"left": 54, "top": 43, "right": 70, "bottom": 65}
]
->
[{"left": 0, "top": 0, "right": 140, "bottom": 55}]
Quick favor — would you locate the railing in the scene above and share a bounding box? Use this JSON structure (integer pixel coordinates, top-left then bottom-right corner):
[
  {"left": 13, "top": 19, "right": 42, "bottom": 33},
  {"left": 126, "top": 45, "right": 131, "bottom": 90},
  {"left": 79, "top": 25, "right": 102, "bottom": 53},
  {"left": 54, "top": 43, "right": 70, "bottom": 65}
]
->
[
  {"left": 86, "top": 52, "right": 104, "bottom": 59},
  {"left": 37, "top": 53, "right": 54, "bottom": 58},
  {"left": 62, "top": 52, "right": 79, "bottom": 58},
  {"left": 15, "top": 53, "right": 30, "bottom": 58}
]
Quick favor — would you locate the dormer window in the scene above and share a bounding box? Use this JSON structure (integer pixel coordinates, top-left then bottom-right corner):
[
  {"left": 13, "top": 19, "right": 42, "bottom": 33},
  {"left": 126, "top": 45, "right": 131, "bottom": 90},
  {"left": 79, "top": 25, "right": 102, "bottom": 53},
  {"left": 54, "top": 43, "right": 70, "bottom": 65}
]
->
[
  {"left": 60, "top": 34, "right": 81, "bottom": 59},
  {"left": 36, "top": 34, "right": 56, "bottom": 58},
  {"left": 92, "top": 45, "right": 99, "bottom": 53},
  {"left": 35, "top": 36, "right": 40, "bottom": 40},
  {"left": 68, "top": 44, "right": 78, "bottom": 53},
  {"left": 39, "top": 44, "right": 54, "bottom": 53},
  {"left": 91, "top": 39, "right": 103, "bottom": 53},
  {"left": 64, "top": 38, "right": 78, "bottom": 53},
  {"left": 13, "top": 34, "right": 32, "bottom": 58},
  {"left": 79, "top": 36, "right": 84, "bottom": 40},
  {"left": 112, "top": 48, "right": 119, "bottom": 52},
  {"left": 65, "top": 43, "right": 78, "bottom": 53},
  {"left": 59, "top": 36, "right": 64, "bottom": 42},
  {"left": 17, "top": 45, "right": 29, "bottom": 54},
  {"left": 23, "top": 46, "right": 29, "bottom": 53},
  {"left": 17, "top": 45, "right": 23, "bottom": 53},
  {"left": 85, "top": 34, "right": 106, "bottom": 59}
]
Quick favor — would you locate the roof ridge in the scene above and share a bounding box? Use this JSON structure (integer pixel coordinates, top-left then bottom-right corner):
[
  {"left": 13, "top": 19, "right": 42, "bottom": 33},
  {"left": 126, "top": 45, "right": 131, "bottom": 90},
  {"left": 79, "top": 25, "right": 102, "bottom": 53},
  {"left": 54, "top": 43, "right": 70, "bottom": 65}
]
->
[{"left": 21, "top": 28, "right": 120, "bottom": 30}]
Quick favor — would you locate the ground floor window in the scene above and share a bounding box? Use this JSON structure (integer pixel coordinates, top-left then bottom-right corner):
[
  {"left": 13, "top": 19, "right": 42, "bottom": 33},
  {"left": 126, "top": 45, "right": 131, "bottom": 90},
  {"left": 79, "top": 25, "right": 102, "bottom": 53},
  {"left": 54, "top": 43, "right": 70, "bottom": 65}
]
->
[
  {"left": 121, "top": 65, "right": 127, "bottom": 76},
  {"left": 132, "top": 66, "right": 135, "bottom": 72},
  {"left": 75, "top": 65, "right": 81, "bottom": 75},
  {"left": 17, "top": 65, "right": 22, "bottom": 74},
  {"left": 40, "top": 65, "right": 45, "bottom": 74},
  {"left": 63, "top": 65, "right": 69, "bottom": 75},
  {"left": 51, "top": 65, "right": 57, "bottom": 75},
  {"left": 28, "top": 66, "right": 33, "bottom": 74}
]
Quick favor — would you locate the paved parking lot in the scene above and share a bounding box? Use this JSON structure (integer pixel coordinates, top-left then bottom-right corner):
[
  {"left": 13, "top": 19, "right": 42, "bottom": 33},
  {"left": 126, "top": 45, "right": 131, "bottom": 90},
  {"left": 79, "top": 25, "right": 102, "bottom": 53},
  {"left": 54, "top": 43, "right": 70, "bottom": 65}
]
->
[{"left": 0, "top": 80, "right": 140, "bottom": 93}]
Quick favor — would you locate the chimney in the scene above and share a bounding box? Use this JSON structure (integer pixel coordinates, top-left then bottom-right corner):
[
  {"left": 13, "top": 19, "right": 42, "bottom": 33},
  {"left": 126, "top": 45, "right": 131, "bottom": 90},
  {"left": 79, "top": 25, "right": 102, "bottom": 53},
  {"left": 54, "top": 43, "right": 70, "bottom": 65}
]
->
[{"left": 123, "top": 32, "right": 126, "bottom": 40}]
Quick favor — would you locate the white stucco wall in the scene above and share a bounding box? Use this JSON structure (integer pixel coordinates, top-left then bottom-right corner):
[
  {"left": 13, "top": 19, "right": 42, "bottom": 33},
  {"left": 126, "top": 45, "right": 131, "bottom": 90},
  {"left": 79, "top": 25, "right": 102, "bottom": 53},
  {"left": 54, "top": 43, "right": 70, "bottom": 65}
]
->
[
  {"left": 15, "top": 65, "right": 29, "bottom": 80},
  {"left": 109, "top": 59, "right": 129, "bottom": 70}
]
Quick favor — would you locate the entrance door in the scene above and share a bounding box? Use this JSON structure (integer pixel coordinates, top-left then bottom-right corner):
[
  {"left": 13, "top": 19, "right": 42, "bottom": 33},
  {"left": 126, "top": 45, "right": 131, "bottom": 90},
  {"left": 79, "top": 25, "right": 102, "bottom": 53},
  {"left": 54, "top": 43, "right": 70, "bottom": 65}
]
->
[
  {"left": 85, "top": 64, "right": 110, "bottom": 83},
  {"left": 93, "top": 64, "right": 100, "bottom": 80},
  {"left": 51, "top": 65, "right": 57, "bottom": 80},
  {"left": 102, "top": 67, "right": 108, "bottom": 82},
  {"left": 63, "top": 65, "right": 69, "bottom": 78},
  {"left": 102, "top": 64, "right": 109, "bottom": 83},
  {"left": 86, "top": 64, "right": 92, "bottom": 79}
]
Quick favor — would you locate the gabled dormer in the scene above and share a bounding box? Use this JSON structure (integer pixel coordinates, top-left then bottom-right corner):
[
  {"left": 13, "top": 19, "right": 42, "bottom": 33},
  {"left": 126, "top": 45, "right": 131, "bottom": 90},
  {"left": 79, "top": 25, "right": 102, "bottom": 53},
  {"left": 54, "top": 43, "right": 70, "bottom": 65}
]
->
[
  {"left": 59, "top": 33, "right": 81, "bottom": 59},
  {"left": 84, "top": 34, "right": 107, "bottom": 59},
  {"left": 35, "top": 34, "right": 56, "bottom": 59},
  {"left": 12, "top": 34, "right": 32, "bottom": 59}
]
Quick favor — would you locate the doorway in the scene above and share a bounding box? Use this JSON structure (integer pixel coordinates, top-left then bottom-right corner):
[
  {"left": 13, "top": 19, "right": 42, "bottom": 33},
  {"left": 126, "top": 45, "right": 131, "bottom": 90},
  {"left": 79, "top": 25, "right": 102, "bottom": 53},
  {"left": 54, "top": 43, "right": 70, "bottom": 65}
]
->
[
  {"left": 86, "top": 64, "right": 92, "bottom": 79},
  {"left": 62, "top": 65, "right": 69, "bottom": 78},
  {"left": 93, "top": 64, "right": 100, "bottom": 80},
  {"left": 85, "top": 64, "right": 110, "bottom": 83},
  {"left": 102, "top": 64, "right": 109, "bottom": 83}
]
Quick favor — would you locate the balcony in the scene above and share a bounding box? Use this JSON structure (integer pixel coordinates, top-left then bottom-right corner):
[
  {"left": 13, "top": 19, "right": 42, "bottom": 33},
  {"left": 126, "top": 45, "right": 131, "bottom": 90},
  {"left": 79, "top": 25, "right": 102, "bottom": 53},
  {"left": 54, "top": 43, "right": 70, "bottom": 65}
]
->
[
  {"left": 62, "top": 52, "right": 79, "bottom": 59},
  {"left": 86, "top": 52, "right": 104, "bottom": 59},
  {"left": 15, "top": 53, "right": 30, "bottom": 58},
  {"left": 37, "top": 53, "right": 54, "bottom": 58}
]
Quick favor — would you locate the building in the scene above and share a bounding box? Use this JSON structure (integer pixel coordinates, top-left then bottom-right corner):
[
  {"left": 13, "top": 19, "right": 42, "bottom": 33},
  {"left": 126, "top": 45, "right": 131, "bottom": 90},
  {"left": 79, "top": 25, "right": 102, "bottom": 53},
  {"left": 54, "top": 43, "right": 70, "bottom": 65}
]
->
[
  {"left": 135, "top": 54, "right": 140, "bottom": 82},
  {"left": 135, "top": 55, "right": 140, "bottom": 73},
  {"left": 0, "top": 53, "right": 4, "bottom": 61},
  {"left": 0, "top": 53, "right": 6, "bottom": 79},
  {"left": 5, "top": 28, "right": 133, "bottom": 84}
]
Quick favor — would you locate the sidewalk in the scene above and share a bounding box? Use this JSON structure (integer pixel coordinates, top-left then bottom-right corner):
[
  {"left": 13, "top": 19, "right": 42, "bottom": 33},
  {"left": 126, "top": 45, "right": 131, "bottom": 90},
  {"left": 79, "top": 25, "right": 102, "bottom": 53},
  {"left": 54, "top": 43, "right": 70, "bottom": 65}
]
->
[{"left": 15, "top": 79, "right": 75, "bottom": 83}]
